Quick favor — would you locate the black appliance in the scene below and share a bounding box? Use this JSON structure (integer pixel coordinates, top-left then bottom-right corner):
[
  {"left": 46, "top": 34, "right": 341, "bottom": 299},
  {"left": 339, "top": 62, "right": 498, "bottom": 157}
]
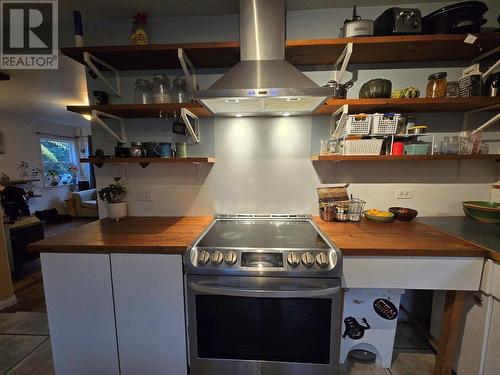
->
[
  {"left": 422, "top": 1, "right": 488, "bottom": 34},
  {"left": 374, "top": 8, "right": 422, "bottom": 35}
]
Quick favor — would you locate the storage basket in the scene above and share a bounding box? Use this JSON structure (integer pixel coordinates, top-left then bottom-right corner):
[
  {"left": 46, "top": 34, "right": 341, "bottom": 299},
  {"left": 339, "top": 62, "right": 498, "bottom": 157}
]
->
[
  {"left": 371, "top": 113, "right": 400, "bottom": 135},
  {"left": 343, "top": 139, "right": 384, "bottom": 155},
  {"left": 319, "top": 198, "right": 366, "bottom": 222},
  {"left": 342, "top": 114, "right": 372, "bottom": 137}
]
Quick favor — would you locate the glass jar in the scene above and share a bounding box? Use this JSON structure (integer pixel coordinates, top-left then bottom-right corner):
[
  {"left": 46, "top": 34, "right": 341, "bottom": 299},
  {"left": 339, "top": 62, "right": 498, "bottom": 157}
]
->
[
  {"left": 440, "top": 136, "right": 459, "bottom": 155},
  {"left": 426, "top": 72, "right": 447, "bottom": 98},
  {"left": 446, "top": 81, "right": 459, "bottom": 97},
  {"left": 134, "top": 79, "right": 152, "bottom": 104},
  {"left": 172, "top": 77, "right": 191, "bottom": 103},
  {"left": 152, "top": 74, "right": 172, "bottom": 103}
]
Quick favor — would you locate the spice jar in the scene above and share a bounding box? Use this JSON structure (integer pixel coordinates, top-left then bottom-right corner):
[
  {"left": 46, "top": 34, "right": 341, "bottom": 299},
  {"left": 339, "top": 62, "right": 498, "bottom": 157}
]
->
[
  {"left": 134, "top": 79, "right": 152, "bottom": 104},
  {"left": 152, "top": 74, "right": 172, "bottom": 103},
  {"left": 426, "top": 72, "right": 447, "bottom": 98}
]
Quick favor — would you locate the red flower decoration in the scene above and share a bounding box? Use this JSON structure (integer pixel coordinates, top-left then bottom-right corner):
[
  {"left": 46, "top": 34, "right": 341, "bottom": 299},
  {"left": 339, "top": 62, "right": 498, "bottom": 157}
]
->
[{"left": 133, "top": 10, "right": 148, "bottom": 25}]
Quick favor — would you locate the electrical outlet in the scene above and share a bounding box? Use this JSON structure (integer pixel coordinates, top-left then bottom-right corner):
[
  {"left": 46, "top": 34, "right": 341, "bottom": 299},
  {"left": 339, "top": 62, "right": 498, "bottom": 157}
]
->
[
  {"left": 396, "top": 189, "right": 413, "bottom": 199},
  {"left": 137, "top": 192, "right": 153, "bottom": 201}
]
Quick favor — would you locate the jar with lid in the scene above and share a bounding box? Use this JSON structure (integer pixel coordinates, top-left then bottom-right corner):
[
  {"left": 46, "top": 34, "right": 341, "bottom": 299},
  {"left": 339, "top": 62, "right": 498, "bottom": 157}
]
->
[
  {"left": 446, "top": 81, "right": 459, "bottom": 97},
  {"left": 134, "top": 79, "right": 152, "bottom": 104},
  {"left": 152, "top": 74, "right": 172, "bottom": 103},
  {"left": 426, "top": 72, "right": 447, "bottom": 98},
  {"left": 172, "top": 77, "right": 192, "bottom": 103}
]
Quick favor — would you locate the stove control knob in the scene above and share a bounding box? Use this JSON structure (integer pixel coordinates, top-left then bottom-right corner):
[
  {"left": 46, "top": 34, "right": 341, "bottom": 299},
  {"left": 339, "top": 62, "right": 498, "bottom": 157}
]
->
[
  {"left": 211, "top": 250, "right": 224, "bottom": 265},
  {"left": 287, "top": 252, "right": 300, "bottom": 267},
  {"left": 197, "top": 250, "right": 210, "bottom": 265},
  {"left": 316, "top": 252, "right": 330, "bottom": 268},
  {"left": 301, "top": 252, "right": 315, "bottom": 267},
  {"left": 225, "top": 251, "right": 237, "bottom": 265}
]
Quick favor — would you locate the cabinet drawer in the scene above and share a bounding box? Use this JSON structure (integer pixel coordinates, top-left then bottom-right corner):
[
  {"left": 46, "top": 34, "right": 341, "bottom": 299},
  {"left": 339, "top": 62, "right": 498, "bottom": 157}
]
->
[{"left": 481, "top": 259, "right": 500, "bottom": 299}]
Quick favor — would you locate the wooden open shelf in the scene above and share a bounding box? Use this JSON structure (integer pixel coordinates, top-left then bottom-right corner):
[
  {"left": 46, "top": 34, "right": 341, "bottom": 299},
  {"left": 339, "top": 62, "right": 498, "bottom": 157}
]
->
[
  {"left": 61, "top": 33, "right": 500, "bottom": 70},
  {"left": 68, "top": 97, "right": 500, "bottom": 119},
  {"left": 67, "top": 103, "right": 211, "bottom": 118},
  {"left": 81, "top": 157, "right": 215, "bottom": 168},
  {"left": 311, "top": 154, "right": 500, "bottom": 162},
  {"left": 7, "top": 179, "right": 40, "bottom": 185},
  {"left": 313, "top": 97, "right": 500, "bottom": 115}
]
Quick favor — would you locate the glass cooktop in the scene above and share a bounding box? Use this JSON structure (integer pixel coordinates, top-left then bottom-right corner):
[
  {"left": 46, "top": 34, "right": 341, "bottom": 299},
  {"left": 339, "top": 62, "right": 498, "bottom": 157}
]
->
[{"left": 197, "top": 219, "right": 330, "bottom": 249}]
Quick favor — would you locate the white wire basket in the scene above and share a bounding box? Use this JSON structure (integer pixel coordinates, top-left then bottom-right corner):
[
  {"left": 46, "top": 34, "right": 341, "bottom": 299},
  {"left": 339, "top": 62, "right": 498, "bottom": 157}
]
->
[
  {"left": 371, "top": 113, "right": 400, "bottom": 135},
  {"left": 342, "top": 114, "right": 372, "bottom": 137},
  {"left": 343, "top": 139, "right": 384, "bottom": 155}
]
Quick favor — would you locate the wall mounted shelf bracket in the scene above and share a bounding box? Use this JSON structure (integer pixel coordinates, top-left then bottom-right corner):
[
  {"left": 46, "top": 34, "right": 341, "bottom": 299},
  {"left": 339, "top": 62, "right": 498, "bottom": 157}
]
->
[
  {"left": 84, "top": 52, "right": 121, "bottom": 96},
  {"left": 330, "top": 104, "right": 349, "bottom": 141},
  {"left": 333, "top": 43, "right": 353, "bottom": 82},
  {"left": 178, "top": 48, "right": 197, "bottom": 93},
  {"left": 91, "top": 110, "right": 126, "bottom": 144},
  {"left": 180, "top": 107, "right": 200, "bottom": 143}
]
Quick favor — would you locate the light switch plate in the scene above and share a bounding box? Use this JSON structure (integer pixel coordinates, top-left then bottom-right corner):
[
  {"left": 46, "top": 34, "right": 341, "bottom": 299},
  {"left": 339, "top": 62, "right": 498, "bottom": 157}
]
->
[
  {"left": 396, "top": 189, "right": 413, "bottom": 199},
  {"left": 137, "top": 192, "right": 153, "bottom": 201}
]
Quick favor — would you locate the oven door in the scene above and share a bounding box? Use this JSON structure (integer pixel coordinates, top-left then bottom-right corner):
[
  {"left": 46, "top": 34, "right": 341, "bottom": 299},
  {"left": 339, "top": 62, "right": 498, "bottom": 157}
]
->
[{"left": 186, "top": 275, "right": 341, "bottom": 375}]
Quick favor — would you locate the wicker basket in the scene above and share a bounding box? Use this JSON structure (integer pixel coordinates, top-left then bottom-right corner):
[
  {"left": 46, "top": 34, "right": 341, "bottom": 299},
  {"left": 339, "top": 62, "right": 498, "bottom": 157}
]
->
[
  {"left": 319, "top": 198, "right": 366, "bottom": 222},
  {"left": 343, "top": 139, "right": 384, "bottom": 155},
  {"left": 371, "top": 113, "right": 400, "bottom": 135}
]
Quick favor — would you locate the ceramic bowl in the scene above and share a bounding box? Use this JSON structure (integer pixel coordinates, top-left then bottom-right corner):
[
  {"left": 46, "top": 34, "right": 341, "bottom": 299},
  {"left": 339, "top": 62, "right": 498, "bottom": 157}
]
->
[
  {"left": 388, "top": 207, "right": 418, "bottom": 221},
  {"left": 364, "top": 210, "right": 394, "bottom": 223},
  {"left": 462, "top": 201, "right": 500, "bottom": 223}
]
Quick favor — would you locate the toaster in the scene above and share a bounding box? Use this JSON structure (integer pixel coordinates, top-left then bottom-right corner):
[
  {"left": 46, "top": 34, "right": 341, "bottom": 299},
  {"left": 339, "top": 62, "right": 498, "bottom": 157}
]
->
[{"left": 374, "top": 8, "right": 422, "bottom": 35}]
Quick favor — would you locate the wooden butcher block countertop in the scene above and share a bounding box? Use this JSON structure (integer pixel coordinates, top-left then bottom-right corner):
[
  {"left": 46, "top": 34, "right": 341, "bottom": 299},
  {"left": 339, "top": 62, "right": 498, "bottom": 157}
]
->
[
  {"left": 313, "top": 217, "right": 488, "bottom": 258},
  {"left": 30, "top": 216, "right": 488, "bottom": 258},
  {"left": 29, "top": 216, "right": 213, "bottom": 254}
]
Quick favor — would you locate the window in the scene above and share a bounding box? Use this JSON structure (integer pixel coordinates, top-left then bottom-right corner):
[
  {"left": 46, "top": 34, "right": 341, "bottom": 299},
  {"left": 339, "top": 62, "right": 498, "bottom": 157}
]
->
[{"left": 40, "top": 138, "right": 78, "bottom": 187}]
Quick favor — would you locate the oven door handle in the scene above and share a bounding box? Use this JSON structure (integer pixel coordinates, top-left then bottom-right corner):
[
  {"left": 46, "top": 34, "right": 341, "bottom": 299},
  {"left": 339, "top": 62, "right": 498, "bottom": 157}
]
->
[{"left": 188, "top": 282, "right": 340, "bottom": 298}]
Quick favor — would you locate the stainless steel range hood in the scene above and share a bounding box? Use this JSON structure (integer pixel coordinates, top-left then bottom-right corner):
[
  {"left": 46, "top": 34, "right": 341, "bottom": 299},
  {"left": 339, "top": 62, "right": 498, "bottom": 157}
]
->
[{"left": 195, "top": 0, "right": 331, "bottom": 117}]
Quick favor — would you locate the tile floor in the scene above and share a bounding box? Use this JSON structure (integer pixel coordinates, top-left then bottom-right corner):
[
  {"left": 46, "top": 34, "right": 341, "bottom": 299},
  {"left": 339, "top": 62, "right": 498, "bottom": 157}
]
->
[
  {"left": 0, "top": 312, "right": 53, "bottom": 375},
  {"left": 0, "top": 310, "right": 435, "bottom": 375}
]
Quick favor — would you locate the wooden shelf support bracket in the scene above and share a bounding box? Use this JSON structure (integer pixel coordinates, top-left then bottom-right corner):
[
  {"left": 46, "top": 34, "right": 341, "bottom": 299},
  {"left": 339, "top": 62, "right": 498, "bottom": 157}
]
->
[
  {"left": 180, "top": 107, "right": 200, "bottom": 143},
  {"left": 91, "top": 110, "right": 126, "bottom": 144},
  {"left": 178, "top": 48, "right": 197, "bottom": 93},
  {"left": 84, "top": 52, "right": 122, "bottom": 96},
  {"left": 330, "top": 104, "right": 349, "bottom": 141},
  {"left": 333, "top": 43, "right": 353, "bottom": 82}
]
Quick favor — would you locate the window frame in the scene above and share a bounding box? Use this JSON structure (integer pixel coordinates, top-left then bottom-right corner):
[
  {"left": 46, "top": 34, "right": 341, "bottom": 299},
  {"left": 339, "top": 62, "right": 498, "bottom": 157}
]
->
[{"left": 39, "top": 136, "right": 79, "bottom": 188}]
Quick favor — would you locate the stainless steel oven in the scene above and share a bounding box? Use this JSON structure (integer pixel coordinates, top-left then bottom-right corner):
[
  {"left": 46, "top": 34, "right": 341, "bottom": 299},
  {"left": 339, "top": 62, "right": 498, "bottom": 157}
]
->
[{"left": 185, "top": 215, "right": 343, "bottom": 375}]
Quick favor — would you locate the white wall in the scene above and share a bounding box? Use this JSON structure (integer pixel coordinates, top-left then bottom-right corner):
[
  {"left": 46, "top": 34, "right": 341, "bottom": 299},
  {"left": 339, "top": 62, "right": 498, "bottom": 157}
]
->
[
  {"left": 0, "top": 113, "right": 87, "bottom": 213},
  {"left": 85, "top": 2, "right": 500, "bottom": 218}
]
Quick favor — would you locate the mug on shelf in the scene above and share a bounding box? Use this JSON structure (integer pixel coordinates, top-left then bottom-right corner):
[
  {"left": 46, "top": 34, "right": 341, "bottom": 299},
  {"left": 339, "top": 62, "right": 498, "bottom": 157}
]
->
[{"left": 155, "top": 142, "right": 172, "bottom": 158}]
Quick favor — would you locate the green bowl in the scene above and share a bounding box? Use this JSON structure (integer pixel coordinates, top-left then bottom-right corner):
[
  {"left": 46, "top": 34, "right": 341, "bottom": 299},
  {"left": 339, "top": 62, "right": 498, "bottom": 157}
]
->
[
  {"left": 364, "top": 210, "right": 395, "bottom": 223},
  {"left": 462, "top": 201, "right": 500, "bottom": 223}
]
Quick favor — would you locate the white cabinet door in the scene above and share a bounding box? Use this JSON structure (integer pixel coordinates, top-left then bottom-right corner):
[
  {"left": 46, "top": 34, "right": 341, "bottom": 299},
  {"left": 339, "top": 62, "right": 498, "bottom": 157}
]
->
[
  {"left": 484, "top": 298, "right": 500, "bottom": 375},
  {"left": 454, "top": 292, "right": 494, "bottom": 375},
  {"left": 41, "top": 253, "right": 119, "bottom": 375},
  {"left": 111, "top": 253, "right": 187, "bottom": 375}
]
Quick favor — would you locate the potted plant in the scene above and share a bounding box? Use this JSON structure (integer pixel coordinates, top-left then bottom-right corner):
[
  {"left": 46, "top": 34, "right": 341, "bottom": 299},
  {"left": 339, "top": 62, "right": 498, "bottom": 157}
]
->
[
  {"left": 67, "top": 165, "right": 79, "bottom": 191},
  {"left": 98, "top": 177, "right": 127, "bottom": 221},
  {"left": 47, "top": 169, "right": 60, "bottom": 186}
]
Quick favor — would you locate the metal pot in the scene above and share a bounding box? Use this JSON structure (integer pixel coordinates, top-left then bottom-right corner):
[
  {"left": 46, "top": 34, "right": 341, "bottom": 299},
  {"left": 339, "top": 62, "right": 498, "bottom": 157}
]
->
[{"left": 324, "top": 80, "right": 354, "bottom": 98}]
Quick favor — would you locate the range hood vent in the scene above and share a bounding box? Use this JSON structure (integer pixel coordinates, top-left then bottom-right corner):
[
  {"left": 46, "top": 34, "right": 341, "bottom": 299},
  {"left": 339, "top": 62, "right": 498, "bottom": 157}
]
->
[{"left": 195, "top": 0, "right": 331, "bottom": 117}]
